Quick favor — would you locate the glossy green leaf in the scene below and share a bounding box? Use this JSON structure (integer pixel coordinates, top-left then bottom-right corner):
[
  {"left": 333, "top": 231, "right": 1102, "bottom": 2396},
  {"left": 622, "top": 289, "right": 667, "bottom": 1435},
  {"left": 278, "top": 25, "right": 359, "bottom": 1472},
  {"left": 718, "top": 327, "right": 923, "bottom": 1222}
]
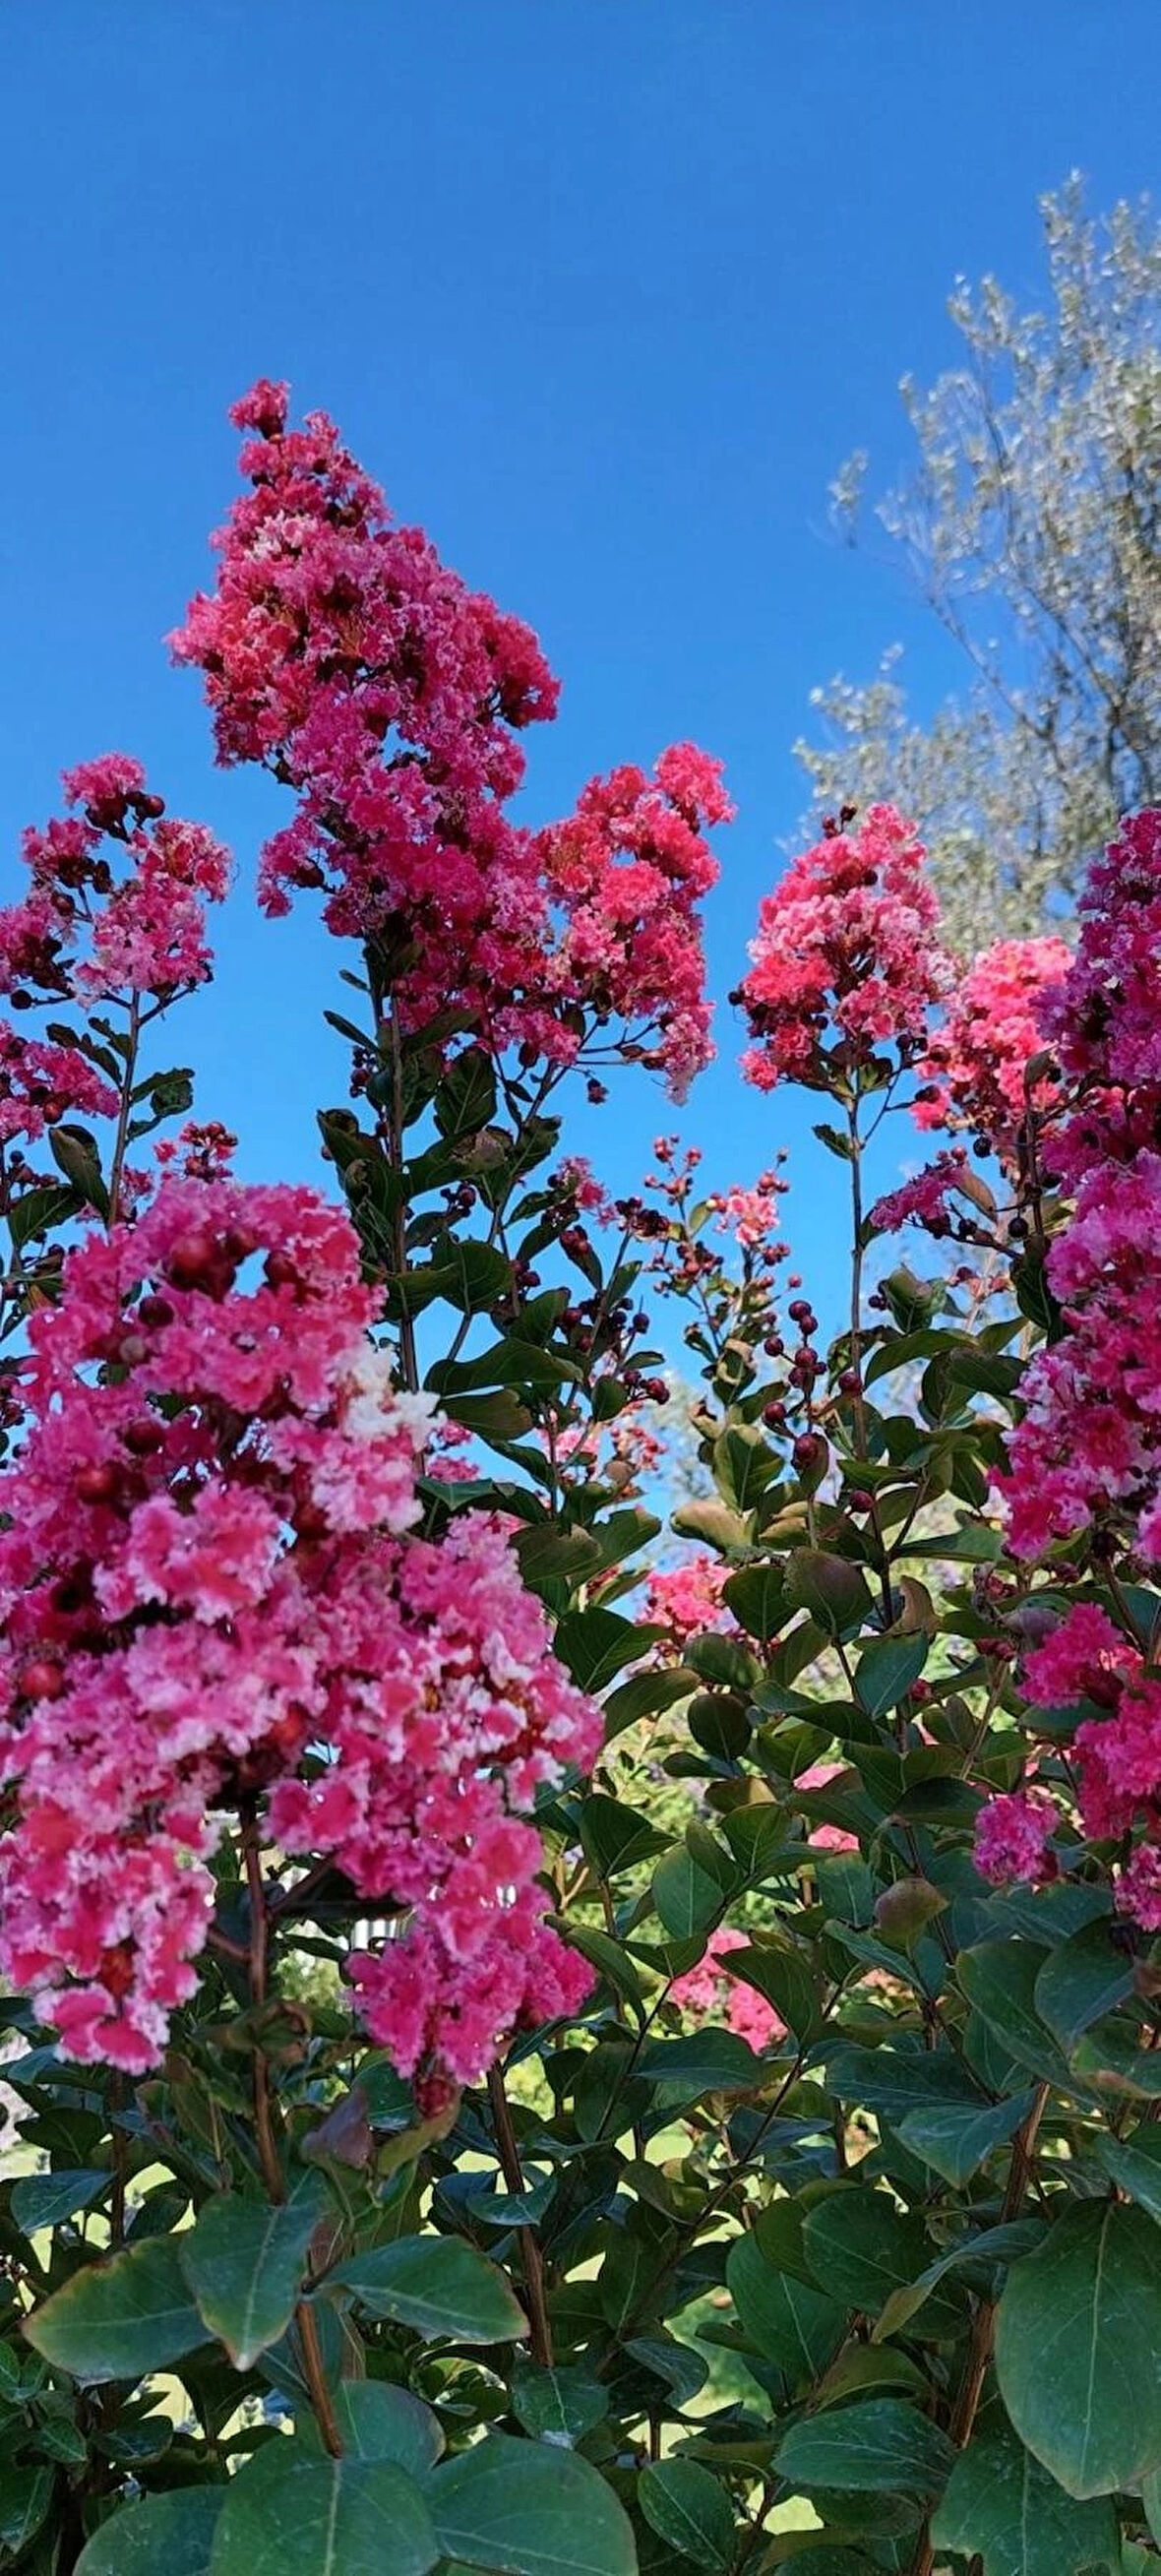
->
[
  {"left": 11, "top": 2167, "right": 107, "bottom": 2233},
  {"left": 996, "top": 2201, "right": 1161, "bottom": 2497},
  {"left": 727, "top": 2229, "right": 845, "bottom": 2383},
  {"left": 180, "top": 2178, "right": 329, "bottom": 2368},
  {"left": 209, "top": 2438, "right": 438, "bottom": 2575},
  {"left": 1033, "top": 1923, "right": 1135, "bottom": 2055},
  {"left": 956, "top": 1941, "right": 1072, "bottom": 2086},
  {"left": 428, "top": 2430, "right": 637, "bottom": 2575},
  {"left": 897, "top": 2088, "right": 1038, "bottom": 2186},
  {"left": 511, "top": 2363, "right": 609, "bottom": 2444},
  {"left": 773, "top": 2397, "right": 953, "bottom": 2495},
  {"left": 932, "top": 2426, "right": 1116, "bottom": 2576},
  {"left": 296, "top": 2380, "right": 444, "bottom": 2473},
  {"left": 25, "top": 2235, "right": 207, "bottom": 2383},
  {"left": 76, "top": 2488, "right": 225, "bottom": 2574},
  {"left": 639, "top": 2459, "right": 735, "bottom": 2571},
  {"left": 335, "top": 2235, "right": 528, "bottom": 2343}
]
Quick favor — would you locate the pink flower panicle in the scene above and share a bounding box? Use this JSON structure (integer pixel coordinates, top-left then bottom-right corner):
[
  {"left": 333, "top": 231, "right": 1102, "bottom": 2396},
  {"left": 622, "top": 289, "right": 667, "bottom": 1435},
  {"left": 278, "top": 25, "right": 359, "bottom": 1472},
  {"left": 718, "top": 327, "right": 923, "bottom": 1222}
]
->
[
  {"left": 0, "top": 1178, "right": 598, "bottom": 2084},
  {"left": 913, "top": 937, "right": 1070, "bottom": 1162},
  {"left": 175, "top": 386, "right": 727, "bottom": 1094},
  {"left": 1001, "top": 813, "right": 1161, "bottom": 1566},
  {"left": 535, "top": 746, "right": 732, "bottom": 1098},
  {"left": 0, "top": 758, "right": 229, "bottom": 1008},
  {"left": 172, "top": 384, "right": 557, "bottom": 1047},
  {"left": 973, "top": 1790, "right": 1059, "bottom": 1885},
  {"left": 738, "top": 805, "right": 951, "bottom": 1091}
]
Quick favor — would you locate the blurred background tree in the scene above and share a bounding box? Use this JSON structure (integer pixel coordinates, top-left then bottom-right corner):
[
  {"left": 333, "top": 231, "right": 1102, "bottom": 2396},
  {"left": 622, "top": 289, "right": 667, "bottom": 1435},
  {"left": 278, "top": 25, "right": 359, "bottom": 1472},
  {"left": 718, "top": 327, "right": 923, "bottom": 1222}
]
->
[{"left": 797, "top": 178, "right": 1161, "bottom": 949}]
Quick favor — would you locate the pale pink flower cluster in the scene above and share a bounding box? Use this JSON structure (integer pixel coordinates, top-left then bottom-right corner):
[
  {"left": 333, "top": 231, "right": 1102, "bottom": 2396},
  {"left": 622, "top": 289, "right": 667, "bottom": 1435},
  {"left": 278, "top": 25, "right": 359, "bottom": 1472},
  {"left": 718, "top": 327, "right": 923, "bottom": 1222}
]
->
[
  {"left": 707, "top": 1169, "right": 787, "bottom": 1251},
  {"left": 913, "top": 936, "right": 1070, "bottom": 1161},
  {"left": 0, "top": 1178, "right": 597, "bottom": 2083},
  {"left": 669, "top": 1926, "right": 785, "bottom": 2050},
  {"left": 738, "top": 806, "right": 950, "bottom": 1090},
  {"left": 0, "top": 756, "right": 229, "bottom": 1006},
  {"left": 645, "top": 1553, "right": 734, "bottom": 1646}
]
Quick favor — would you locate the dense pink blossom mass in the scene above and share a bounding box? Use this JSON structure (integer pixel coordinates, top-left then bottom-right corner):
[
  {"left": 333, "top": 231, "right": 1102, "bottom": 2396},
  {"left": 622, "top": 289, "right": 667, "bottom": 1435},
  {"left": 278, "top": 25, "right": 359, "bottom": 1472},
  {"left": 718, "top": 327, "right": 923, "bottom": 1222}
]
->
[
  {"left": 173, "top": 382, "right": 728, "bottom": 1094},
  {"left": 0, "top": 1179, "right": 597, "bottom": 2083},
  {"left": 737, "top": 804, "right": 950, "bottom": 1090},
  {"left": 1002, "top": 813, "right": 1161, "bottom": 1570},
  {"left": 913, "top": 935, "right": 1070, "bottom": 1160}
]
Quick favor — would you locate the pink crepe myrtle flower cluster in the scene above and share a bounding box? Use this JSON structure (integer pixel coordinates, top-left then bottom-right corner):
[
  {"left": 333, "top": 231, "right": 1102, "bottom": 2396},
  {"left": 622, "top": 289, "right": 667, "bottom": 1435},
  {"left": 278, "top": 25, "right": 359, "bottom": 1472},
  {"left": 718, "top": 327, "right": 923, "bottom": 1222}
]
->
[
  {"left": 0, "top": 756, "right": 229, "bottom": 1007},
  {"left": 983, "top": 1600, "right": 1161, "bottom": 1927},
  {"left": 0, "top": 1026, "right": 117, "bottom": 1149},
  {"left": 1039, "top": 808, "right": 1161, "bottom": 1184},
  {"left": 0, "top": 1176, "right": 597, "bottom": 2084},
  {"left": 174, "top": 385, "right": 728, "bottom": 1095},
  {"left": 645, "top": 1553, "right": 734, "bottom": 1647},
  {"left": 1002, "top": 814, "right": 1161, "bottom": 1564},
  {"left": 973, "top": 1789, "right": 1060, "bottom": 1886},
  {"left": 669, "top": 1927, "right": 785, "bottom": 2051},
  {"left": 535, "top": 745, "right": 732, "bottom": 1098},
  {"left": 871, "top": 1150, "right": 976, "bottom": 1241},
  {"left": 707, "top": 1167, "right": 789, "bottom": 1254},
  {"left": 737, "top": 805, "right": 951, "bottom": 1091},
  {"left": 913, "top": 936, "right": 1071, "bottom": 1162}
]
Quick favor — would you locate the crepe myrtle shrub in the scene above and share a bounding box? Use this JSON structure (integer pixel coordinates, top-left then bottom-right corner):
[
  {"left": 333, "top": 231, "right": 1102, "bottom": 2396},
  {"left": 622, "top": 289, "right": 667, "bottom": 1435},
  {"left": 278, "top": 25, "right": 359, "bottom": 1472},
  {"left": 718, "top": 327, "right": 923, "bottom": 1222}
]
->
[{"left": 0, "top": 393, "right": 1157, "bottom": 2576}]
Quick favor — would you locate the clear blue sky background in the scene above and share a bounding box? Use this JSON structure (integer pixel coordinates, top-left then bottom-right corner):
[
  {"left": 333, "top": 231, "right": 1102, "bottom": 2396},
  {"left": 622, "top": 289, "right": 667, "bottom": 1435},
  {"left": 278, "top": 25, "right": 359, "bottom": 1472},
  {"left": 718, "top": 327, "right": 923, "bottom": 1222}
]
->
[{"left": 1, "top": 2, "right": 1157, "bottom": 1326}]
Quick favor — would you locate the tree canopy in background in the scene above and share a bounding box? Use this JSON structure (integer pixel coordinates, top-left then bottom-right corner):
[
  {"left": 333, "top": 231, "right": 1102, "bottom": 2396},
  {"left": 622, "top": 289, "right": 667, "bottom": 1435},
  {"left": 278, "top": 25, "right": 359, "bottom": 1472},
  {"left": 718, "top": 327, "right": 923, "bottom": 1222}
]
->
[{"left": 797, "top": 179, "right": 1161, "bottom": 948}]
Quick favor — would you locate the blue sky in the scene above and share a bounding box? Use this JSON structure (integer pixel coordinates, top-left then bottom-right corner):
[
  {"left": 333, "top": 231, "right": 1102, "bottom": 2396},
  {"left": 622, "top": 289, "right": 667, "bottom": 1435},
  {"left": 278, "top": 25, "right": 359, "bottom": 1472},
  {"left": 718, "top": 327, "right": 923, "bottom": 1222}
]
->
[{"left": 1, "top": 1, "right": 1157, "bottom": 1325}]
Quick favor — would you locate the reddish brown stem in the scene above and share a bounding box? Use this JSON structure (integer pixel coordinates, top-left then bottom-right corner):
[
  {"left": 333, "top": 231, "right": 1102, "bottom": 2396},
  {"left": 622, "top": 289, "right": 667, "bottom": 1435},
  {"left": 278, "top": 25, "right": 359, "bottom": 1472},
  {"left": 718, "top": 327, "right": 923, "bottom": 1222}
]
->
[{"left": 487, "top": 2061, "right": 553, "bottom": 2368}]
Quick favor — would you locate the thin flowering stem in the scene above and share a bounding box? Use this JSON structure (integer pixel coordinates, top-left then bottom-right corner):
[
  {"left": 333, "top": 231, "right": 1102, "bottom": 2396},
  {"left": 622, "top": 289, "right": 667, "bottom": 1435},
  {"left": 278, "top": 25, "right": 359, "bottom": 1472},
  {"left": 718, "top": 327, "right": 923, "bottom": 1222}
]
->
[{"left": 486, "top": 2061, "right": 554, "bottom": 2369}]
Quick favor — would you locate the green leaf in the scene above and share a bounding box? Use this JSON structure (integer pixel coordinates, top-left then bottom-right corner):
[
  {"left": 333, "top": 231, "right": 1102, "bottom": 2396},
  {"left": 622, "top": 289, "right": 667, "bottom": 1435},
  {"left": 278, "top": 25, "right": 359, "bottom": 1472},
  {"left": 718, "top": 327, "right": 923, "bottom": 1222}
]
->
[
  {"left": 996, "top": 2201, "right": 1161, "bottom": 2497},
  {"left": 555, "top": 1607, "right": 650, "bottom": 1694},
  {"left": 722, "top": 1564, "right": 791, "bottom": 1640},
  {"left": 1095, "top": 2124, "right": 1161, "bottom": 2223},
  {"left": 427, "top": 2430, "right": 637, "bottom": 2575},
  {"left": 823, "top": 2042, "right": 985, "bottom": 2122},
  {"left": 639, "top": 2459, "right": 735, "bottom": 2572},
  {"left": 637, "top": 2030, "right": 762, "bottom": 2100},
  {"left": 511, "top": 2364, "right": 609, "bottom": 2444},
  {"left": 956, "top": 1941, "right": 1072, "bottom": 2086},
  {"left": 25, "top": 2235, "right": 206, "bottom": 2383},
  {"left": 773, "top": 2398, "right": 953, "bottom": 2495},
  {"left": 1033, "top": 1924, "right": 1135, "bottom": 2056},
  {"left": 932, "top": 2426, "right": 1116, "bottom": 2576},
  {"left": 784, "top": 1551, "right": 873, "bottom": 1637},
  {"left": 556, "top": 1920, "right": 646, "bottom": 2017},
  {"left": 296, "top": 2381, "right": 444, "bottom": 2473},
  {"left": 48, "top": 1121, "right": 109, "bottom": 1217},
  {"left": 180, "top": 2178, "right": 329, "bottom": 2368},
  {"left": 11, "top": 2167, "right": 107, "bottom": 2232},
  {"left": 651, "top": 1847, "right": 723, "bottom": 1940},
  {"left": 801, "top": 2191, "right": 948, "bottom": 2329},
  {"left": 334, "top": 2235, "right": 528, "bottom": 2343},
  {"left": 721, "top": 1938, "right": 819, "bottom": 2041},
  {"left": 434, "top": 1047, "right": 498, "bottom": 1140},
  {"left": 0, "top": 2459, "right": 54, "bottom": 2556},
  {"left": 727, "top": 2231, "right": 844, "bottom": 2385},
  {"left": 897, "top": 2088, "right": 1039, "bottom": 2187},
  {"left": 209, "top": 2439, "right": 438, "bottom": 2575},
  {"left": 873, "top": 2221, "right": 1041, "bottom": 2346},
  {"left": 855, "top": 1634, "right": 929, "bottom": 1716},
  {"left": 76, "top": 2489, "right": 225, "bottom": 2575},
  {"left": 578, "top": 1794, "right": 667, "bottom": 1878}
]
